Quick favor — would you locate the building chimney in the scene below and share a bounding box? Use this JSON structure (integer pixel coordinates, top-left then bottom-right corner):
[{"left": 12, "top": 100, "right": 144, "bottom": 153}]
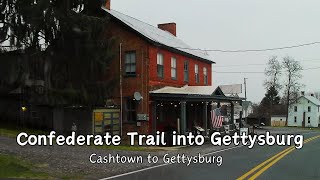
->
[
  {"left": 158, "top": 23, "right": 176, "bottom": 36},
  {"left": 105, "top": 0, "right": 111, "bottom": 10},
  {"left": 301, "top": 91, "right": 305, "bottom": 96}
]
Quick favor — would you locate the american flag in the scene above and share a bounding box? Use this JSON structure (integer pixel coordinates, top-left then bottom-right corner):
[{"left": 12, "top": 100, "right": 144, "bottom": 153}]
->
[{"left": 211, "top": 108, "right": 224, "bottom": 128}]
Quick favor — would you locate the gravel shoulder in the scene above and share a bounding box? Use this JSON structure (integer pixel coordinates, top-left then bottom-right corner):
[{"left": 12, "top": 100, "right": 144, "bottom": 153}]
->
[{"left": 0, "top": 135, "right": 226, "bottom": 179}]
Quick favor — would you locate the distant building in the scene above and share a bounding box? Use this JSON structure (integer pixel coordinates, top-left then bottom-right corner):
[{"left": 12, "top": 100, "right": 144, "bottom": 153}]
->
[
  {"left": 288, "top": 93, "right": 320, "bottom": 127},
  {"left": 271, "top": 115, "right": 286, "bottom": 127}
]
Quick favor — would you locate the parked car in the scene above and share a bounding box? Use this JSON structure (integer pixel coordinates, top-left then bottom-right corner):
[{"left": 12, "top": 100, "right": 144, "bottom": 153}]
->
[{"left": 254, "top": 122, "right": 265, "bottom": 129}]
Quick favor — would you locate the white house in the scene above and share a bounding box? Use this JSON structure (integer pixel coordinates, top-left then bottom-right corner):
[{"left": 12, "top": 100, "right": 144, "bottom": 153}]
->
[{"left": 288, "top": 94, "right": 320, "bottom": 127}]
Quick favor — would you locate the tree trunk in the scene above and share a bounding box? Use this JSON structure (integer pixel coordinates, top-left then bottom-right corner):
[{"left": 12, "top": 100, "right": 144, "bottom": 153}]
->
[{"left": 285, "top": 74, "right": 291, "bottom": 126}]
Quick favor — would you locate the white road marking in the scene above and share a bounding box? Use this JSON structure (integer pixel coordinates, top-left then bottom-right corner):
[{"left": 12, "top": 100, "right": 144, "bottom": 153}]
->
[
  {"left": 99, "top": 145, "right": 244, "bottom": 180},
  {"left": 301, "top": 131, "right": 319, "bottom": 135},
  {"left": 100, "top": 131, "right": 319, "bottom": 180}
]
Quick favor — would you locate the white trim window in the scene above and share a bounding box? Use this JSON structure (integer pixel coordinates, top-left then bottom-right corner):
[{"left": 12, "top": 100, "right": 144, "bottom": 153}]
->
[
  {"left": 195, "top": 64, "right": 199, "bottom": 83},
  {"left": 125, "top": 51, "right": 136, "bottom": 75},
  {"left": 203, "top": 67, "right": 208, "bottom": 85},
  {"left": 157, "top": 53, "right": 164, "bottom": 78},
  {"left": 171, "top": 57, "right": 177, "bottom": 79},
  {"left": 184, "top": 61, "right": 189, "bottom": 82}
]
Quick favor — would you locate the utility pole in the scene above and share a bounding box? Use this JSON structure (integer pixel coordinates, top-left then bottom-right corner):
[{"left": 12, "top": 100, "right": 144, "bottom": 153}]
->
[
  {"left": 244, "top": 78, "right": 248, "bottom": 124},
  {"left": 244, "top": 78, "right": 247, "bottom": 101}
]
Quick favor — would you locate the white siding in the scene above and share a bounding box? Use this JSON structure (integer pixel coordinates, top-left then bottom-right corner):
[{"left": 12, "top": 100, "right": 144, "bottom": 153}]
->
[{"left": 288, "top": 97, "right": 320, "bottom": 127}]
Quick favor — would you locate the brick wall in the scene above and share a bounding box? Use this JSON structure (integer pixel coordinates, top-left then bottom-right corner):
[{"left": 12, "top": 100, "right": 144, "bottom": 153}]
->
[
  {"left": 105, "top": 16, "right": 213, "bottom": 134},
  {"left": 105, "top": 19, "right": 150, "bottom": 134},
  {"left": 148, "top": 46, "right": 212, "bottom": 90}
]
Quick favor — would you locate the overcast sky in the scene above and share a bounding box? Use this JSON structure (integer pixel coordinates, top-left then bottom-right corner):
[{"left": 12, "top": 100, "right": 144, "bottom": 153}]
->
[{"left": 111, "top": 0, "right": 320, "bottom": 103}]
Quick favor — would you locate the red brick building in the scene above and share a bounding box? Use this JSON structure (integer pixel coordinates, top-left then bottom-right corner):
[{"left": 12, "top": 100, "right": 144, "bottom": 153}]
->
[{"left": 101, "top": 1, "right": 242, "bottom": 136}]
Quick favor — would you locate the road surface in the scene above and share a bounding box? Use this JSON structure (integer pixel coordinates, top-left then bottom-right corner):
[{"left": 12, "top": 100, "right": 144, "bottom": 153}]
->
[{"left": 101, "top": 130, "right": 320, "bottom": 180}]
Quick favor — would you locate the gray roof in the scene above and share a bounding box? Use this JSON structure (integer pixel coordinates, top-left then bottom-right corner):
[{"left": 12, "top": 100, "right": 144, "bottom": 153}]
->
[
  {"left": 101, "top": 7, "right": 213, "bottom": 63},
  {"left": 304, "top": 96, "right": 320, "bottom": 106},
  {"left": 150, "top": 85, "right": 216, "bottom": 95}
]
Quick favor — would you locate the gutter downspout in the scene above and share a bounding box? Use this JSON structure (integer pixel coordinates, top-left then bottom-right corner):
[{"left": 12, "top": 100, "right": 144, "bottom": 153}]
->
[{"left": 120, "top": 43, "right": 123, "bottom": 136}]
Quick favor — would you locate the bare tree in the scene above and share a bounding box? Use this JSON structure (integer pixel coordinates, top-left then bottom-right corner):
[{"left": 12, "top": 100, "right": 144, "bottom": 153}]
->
[
  {"left": 282, "top": 56, "right": 303, "bottom": 125},
  {"left": 264, "top": 56, "right": 282, "bottom": 91},
  {"left": 264, "top": 56, "right": 282, "bottom": 106}
]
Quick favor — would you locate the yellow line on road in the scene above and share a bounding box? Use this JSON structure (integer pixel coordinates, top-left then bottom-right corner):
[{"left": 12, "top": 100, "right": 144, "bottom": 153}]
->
[
  {"left": 248, "top": 148, "right": 295, "bottom": 180},
  {"left": 236, "top": 146, "right": 294, "bottom": 180},
  {"left": 237, "top": 135, "right": 320, "bottom": 180}
]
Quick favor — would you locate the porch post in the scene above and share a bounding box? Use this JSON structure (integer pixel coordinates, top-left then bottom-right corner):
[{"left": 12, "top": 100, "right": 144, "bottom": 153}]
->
[
  {"left": 203, "top": 102, "right": 208, "bottom": 135},
  {"left": 239, "top": 101, "right": 243, "bottom": 128},
  {"left": 180, "top": 101, "right": 186, "bottom": 134},
  {"left": 209, "top": 101, "right": 214, "bottom": 129},
  {"left": 151, "top": 101, "right": 157, "bottom": 135}
]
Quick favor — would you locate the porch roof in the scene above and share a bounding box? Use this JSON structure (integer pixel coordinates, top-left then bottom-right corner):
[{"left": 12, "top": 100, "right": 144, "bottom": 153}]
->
[
  {"left": 150, "top": 85, "right": 215, "bottom": 95},
  {"left": 150, "top": 85, "right": 245, "bottom": 102}
]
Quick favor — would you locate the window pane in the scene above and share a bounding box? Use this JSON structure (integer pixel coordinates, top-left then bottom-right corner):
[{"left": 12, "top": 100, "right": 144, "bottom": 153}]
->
[
  {"left": 171, "top": 57, "right": 176, "bottom": 68},
  {"left": 184, "top": 61, "right": 188, "bottom": 70},
  {"left": 184, "top": 71, "right": 188, "bottom": 82},
  {"left": 171, "top": 68, "right": 176, "bottom": 79},
  {"left": 157, "top": 53, "right": 163, "bottom": 65},
  {"left": 125, "top": 66, "right": 131, "bottom": 73},
  {"left": 132, "top": 64, "right": 136, "bottom": 72},
  {"left": 195, "top": 64, "right": 198, "bottom": 73},
  {"left": 203, "top": 67, "right": 207, "bottom": 75},
  {"left": 195, "top": 74, "right": 199, "bottom": 83},
  {"left": 131, "top": 53, "right": 136, "bottom": 63},
  {"left": 125, "top": 53, "right": 131, "bottom": 63},
  {"left": 204, "top": 76, "right": 208, "bottom": 85},
  {"left": 125, "top": 56, "right": 130, "bottom": 64},
  {"left": 157, "top": 65, "right": 163, "bottom": 78}
]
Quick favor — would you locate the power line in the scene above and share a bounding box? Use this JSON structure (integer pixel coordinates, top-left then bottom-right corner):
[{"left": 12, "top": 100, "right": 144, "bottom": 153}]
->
[
  {"left": 215, "top": 63, "right": 265, "bottom": 67},
  {"left": 3, "top": 41, "right": 320, "bottom": 54},
  {"left": 214, "top": 59, "right": 320, "bottom": 68},
  {"left": 213, "top": 71, "right": 264, "bottom": 74},
  {"left": 213, "top": 66, "right": 320, "bottom": 73},
  {"left": 175, "top": 41, "right": 320, "bottom": 53},
  {"left": 303, "top": 66, "right": 320, "bottom": 70}
]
